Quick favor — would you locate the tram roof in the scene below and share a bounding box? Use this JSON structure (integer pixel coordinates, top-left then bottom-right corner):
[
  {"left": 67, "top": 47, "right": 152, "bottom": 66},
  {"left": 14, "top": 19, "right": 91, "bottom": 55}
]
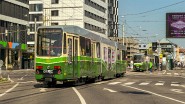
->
[{"left": 38, "top": 25, "right": 125, "bottom": 50}]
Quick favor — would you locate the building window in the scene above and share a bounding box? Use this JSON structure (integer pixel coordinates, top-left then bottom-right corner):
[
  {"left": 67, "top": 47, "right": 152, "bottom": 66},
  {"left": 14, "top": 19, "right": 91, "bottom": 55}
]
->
[
  {"left": 51, "top": 10, "right": 59, "bottom": 16},
  {"left": 29, "top": 4, "right": 43, "bottom": 12},
  {"left": 51, "top": 0, "right": 59, "bottom": 4},
  {"left": 51, "top": 22, "right": 58, "bottom": 26},
  {"left": 143, "top": 45, "right": 146, "bottom": 47}
]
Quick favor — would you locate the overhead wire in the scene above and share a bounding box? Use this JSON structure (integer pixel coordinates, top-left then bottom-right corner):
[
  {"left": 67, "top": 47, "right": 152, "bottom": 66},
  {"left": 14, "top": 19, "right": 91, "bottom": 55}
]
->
[{"left": 124, "top": 0, "right": 185, "bottom": 16}]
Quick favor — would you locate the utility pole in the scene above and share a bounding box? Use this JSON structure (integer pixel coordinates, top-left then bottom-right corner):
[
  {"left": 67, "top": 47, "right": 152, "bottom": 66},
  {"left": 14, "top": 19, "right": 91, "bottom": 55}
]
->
[{"left": 158, "top": 40, "right": 161, "bottom": 71}]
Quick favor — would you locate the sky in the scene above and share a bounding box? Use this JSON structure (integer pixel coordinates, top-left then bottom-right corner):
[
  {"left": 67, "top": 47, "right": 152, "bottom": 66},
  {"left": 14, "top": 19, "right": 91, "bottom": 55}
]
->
[{"left": 118, "top": 0, "right": 185, "bottom": 47}]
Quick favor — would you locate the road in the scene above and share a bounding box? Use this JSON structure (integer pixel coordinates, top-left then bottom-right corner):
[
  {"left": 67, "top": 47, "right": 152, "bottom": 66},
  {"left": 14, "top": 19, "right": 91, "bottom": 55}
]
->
[{"left": 0, "top": 70, "right": 185, "bottom": 104}]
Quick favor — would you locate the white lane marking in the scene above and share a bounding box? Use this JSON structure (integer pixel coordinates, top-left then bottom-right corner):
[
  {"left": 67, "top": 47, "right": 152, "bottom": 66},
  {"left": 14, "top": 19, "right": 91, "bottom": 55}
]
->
[
  {"left": 181, "top": 85, "right": 185, "bottom": 88},
  {"left": 163, "top": 70, "right": 166, "bottom": 74},
  {"left": 72, "top": 87, "right": 86, "bottom": 104},
  {"left": 7, "top": 75, "right": 14, "bottom": 83},
  {"left": 167, "top": 73, "right": 172, "bottom": 75},
  {"left": 174, "top": 73, "right": 179, "bottom": 76},
  {"left": 139, "top": 82, "right": 150, "bottom": 85},
  {"left": 40, "top": 88, "right": 47, "bottom": 92},
  {"left": 155, "top": 82, "right": 165, "bottom": 86},
  {"left": 18, "top": 77, "right": 24, "bottom": 80},
  {"left": 123, "top": 82, "right": 135, "bottom": 86},
  {"left": 103, "top": 88, "right": 117, "bottom": 92},
  {"left": 108, "top": 82, "right": 121, "bottom": 85},
  {"left": 171, "top": 84, "right": 180, "bottom": 87},
  {"left": 94, "top": 81, "right": 109, "bottom": 85},
  {"left": 18, "top": 81, "right": 36, "bottom": 84},
  {"left": 171, "top": 82, "right": 180, "bottom": 87},
  {"left": 0, "top": 83, "right": 19, "bottom": 97},
  {"left": 171, "top": 89, "right": 184, "bottom": 94},
  {"left": 121, "top": 84, "right": 185, "bottom": 104}
]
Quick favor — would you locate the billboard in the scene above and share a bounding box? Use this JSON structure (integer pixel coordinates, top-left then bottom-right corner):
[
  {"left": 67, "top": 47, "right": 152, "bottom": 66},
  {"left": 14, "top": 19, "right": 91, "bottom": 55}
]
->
[{"left": 166, "top": 13, "right": 185, "bottom": 38}]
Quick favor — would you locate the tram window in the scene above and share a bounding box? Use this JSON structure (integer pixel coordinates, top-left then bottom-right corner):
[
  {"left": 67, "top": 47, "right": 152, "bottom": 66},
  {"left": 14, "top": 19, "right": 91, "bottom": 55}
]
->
[
  {"left": 117, "top": 50, "right": 120, "bottom": 60},
  {"left": 108, "top": 48, "right": 111, "bottom": 63},
  {"left": 96, "top": 42, "right": 100, "bottom": 58},
  {"left": 85, "top": 39, "right": 91, "bottom": 56},
  {"left": 68, "top": 38, "right": 72, "bottom": 63},
  {"left": 104, "top": 47, "right": 108, "bottom": 62},
  {"left": 112, "top": 49, "right": 115, "bottom": 63},
  {"left": 80, "top": 36, "right": 86, "bottom": 56},
  {"left": 63, "top": 33, "right": 67, "bottom": 54},
  {"left": 122, "top": 50, "right": 126, "bottom": 60}
]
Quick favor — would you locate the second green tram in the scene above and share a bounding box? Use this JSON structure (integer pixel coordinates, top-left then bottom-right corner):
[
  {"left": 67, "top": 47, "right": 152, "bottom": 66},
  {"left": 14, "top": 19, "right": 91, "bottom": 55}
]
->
[{"left": 35, "top": 25, "right": 127, "bottom": 86}]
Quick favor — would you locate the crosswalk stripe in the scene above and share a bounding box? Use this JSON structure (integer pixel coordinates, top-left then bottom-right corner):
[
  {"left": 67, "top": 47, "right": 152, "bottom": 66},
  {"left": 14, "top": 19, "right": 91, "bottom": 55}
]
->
[
  {"left": 108, "top": 82, "right": 121, "bottom": 85},
  {"left": 123, "top": 82, "right": 135, "bottom": 85},
  {"left": 167, "top": 73, "right": 172, "bottom": 75},
  {"left": 174, "top": 73, "right": 179, "bottom": 76},
  {"left": 171, "top": 84, "right": 180, "bottom": 87},
  {"left": 155, "top": 82, "right": 164, "bottom": 86},
  {"left": 139, "top": 82, "right": 150, "bottom": 85}
]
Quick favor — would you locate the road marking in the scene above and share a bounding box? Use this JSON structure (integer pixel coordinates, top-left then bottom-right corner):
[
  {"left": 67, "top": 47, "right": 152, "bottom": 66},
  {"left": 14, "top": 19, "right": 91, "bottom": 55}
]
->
[
  {"left": 181, "top": 85, "right": 185, "bottom": 88},
  {"left": 103, "top": 88, "right": 117, "bottom": 92},
  {"left": 171, "top": 84, "right": 180, "bottom": 87},
  {"left": 171, "top": 82, "right": 180, "bottom": 87},
  {"left": 174, "top": 73, "right": 179, "bottom": 76},
  {"left": 72, "top": 87, "right": 86, "bottom": 104},
  {"left": 121, "top": 84, "right": 185, "bottom": 104},
  {"left": 18, "top": 77, "right": 24, "bottom": 80},
  {"left": 171, "top": 89, "right": 184, "bottom": 94},
  {"left": 94, "top": 81, "right": 109, "bottom": 85},
  {"left": 163, "top": 70, "right": 166, "bottom": 74},
  {"left": 18, "top": 81, "right": 36, "bottom": 84},
  {"left": 155, "top": 82, "right": 164, "bottom": 86},
  {"left": 139, "top": 82, "right": 150, "bottom": 85},
  {"left": 0, "top": 83, "right": 19, "bottom": 97},
  {"left": 167, "top": 73, "right": 172, "bottom": 75},
  {"left": 108, "top": 82, "right": 121, "bottom": 85},
  {"left": 40, "top": 88, "right": 47, "bottom": 92},
  {"left": 123, "top": 82, "right": 135, "bottom": 86},
  {"left": 7, "top": 75, "right": 14, "bottom": 83}
]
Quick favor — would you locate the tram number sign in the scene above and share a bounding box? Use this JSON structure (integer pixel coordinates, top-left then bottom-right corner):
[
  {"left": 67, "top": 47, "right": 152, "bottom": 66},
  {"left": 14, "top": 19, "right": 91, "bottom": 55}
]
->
[{"left": 43, "top": 70, "right": 53, "bottom": 74}]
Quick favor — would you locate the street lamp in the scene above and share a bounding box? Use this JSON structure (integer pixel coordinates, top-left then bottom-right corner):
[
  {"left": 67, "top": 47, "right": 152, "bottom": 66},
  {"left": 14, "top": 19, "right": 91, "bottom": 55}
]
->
[
  {"left": 157, "top": 40, "right": 161, "bottom": 71},
  {"left": 121, "top": 16, "right": 125, "bottom": 46}
]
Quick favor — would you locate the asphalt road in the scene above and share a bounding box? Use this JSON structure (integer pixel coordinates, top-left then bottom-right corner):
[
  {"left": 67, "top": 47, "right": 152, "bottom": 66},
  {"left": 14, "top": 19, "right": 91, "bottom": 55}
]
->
[{"left": 0, "top": 70, "right": 185, "bottom": 104}]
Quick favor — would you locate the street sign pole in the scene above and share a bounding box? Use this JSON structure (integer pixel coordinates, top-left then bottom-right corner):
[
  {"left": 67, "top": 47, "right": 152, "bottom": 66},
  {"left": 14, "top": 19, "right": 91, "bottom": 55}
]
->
[{"left": 0, "top": 60, "right": 3, "bottom": 78}]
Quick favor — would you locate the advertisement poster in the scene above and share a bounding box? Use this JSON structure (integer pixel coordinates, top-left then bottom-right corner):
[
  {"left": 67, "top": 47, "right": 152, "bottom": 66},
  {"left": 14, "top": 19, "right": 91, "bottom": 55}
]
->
[{"left": 166, "top": 13, "right": 185, "bottom": 38}]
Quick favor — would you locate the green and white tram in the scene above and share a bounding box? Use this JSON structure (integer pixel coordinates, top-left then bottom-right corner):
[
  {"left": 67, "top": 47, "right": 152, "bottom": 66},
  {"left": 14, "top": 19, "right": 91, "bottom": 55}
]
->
[{"left": 35, "top": 25, "right": 127, "bottom": 86}]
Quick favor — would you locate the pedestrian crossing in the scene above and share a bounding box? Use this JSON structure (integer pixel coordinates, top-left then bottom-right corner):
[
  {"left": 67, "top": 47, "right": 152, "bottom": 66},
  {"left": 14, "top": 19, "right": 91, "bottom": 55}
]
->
[{"left": 107, "top": 81, "right": 184, "bottom": 88}]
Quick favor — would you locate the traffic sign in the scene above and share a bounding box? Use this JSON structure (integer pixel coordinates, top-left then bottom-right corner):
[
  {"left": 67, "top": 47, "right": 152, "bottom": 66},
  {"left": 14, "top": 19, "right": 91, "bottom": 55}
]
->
[{"left": 159, "top": 54, "right": 163, "bottom": 59}]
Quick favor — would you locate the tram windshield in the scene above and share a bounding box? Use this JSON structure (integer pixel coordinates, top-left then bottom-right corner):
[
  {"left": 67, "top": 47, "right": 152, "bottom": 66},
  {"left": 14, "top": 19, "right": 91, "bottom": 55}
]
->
[
  {"left": 37, "top": 28, "right": 63, "bottom": 56},
  {"left": 133, "top": 55, "right": 144, "bottom": 63}
]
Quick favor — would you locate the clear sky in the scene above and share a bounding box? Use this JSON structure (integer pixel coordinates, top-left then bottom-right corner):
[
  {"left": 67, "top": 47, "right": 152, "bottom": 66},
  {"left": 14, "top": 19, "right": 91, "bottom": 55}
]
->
[{"left": 118, "top": 0, "right": 185, "bottom": 47}]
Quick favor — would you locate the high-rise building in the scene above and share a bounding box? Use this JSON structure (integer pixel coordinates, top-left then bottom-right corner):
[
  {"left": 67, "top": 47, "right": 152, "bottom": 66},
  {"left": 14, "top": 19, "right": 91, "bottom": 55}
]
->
[
  {"left": 0, "top": 0, "right": 29, "bottom": 69},
  {"left": 108, "top": 0, "right": 118, "bottom": 37},
  {"left": 43, "top": 0, "right": 108, "bottom": 38},
  {"left": 27, "top": 0, "right": 43, "bottom": 69}
]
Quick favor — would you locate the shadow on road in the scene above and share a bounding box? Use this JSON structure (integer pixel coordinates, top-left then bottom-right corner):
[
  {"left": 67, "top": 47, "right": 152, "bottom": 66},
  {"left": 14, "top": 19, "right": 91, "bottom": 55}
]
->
[{"left": 120, "top": 91, "right": 151, "bottom": 95}]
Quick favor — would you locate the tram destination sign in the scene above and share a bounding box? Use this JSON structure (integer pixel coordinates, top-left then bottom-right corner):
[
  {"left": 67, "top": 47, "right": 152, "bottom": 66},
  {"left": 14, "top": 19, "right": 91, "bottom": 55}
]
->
[
  {"left": 166, "top": 13, "right": 185, "bottom": 38},
  {"left": 38, "top": 28, "right": 62, "bottom": 34}
]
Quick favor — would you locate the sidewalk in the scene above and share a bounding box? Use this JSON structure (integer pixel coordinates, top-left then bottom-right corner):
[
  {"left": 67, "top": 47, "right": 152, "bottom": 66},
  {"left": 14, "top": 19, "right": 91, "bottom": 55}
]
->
[{"left": 0, "top": 69, "right": 34, "bottom": 81}]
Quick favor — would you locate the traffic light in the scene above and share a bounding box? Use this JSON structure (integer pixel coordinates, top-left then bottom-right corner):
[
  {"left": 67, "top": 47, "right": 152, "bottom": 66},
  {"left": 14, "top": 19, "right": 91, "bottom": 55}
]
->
[{"left": 152, "top": 42, "right": 157, "bottom": 51}]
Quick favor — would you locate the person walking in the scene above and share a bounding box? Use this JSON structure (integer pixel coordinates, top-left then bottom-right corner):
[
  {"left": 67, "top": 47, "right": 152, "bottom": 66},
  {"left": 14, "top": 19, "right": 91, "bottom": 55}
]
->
[{"left": 149, "top": 61, "right": 153, "bottom": 73}]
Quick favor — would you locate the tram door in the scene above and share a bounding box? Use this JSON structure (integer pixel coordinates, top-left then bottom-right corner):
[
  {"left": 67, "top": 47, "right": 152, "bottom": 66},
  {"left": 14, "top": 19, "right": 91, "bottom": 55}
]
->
[
  {"left": 73, "top": 37, "right": 79, "bottom": 78},
  {"left": 67, "top": 36, "right": 79, "bottom": 78}
]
